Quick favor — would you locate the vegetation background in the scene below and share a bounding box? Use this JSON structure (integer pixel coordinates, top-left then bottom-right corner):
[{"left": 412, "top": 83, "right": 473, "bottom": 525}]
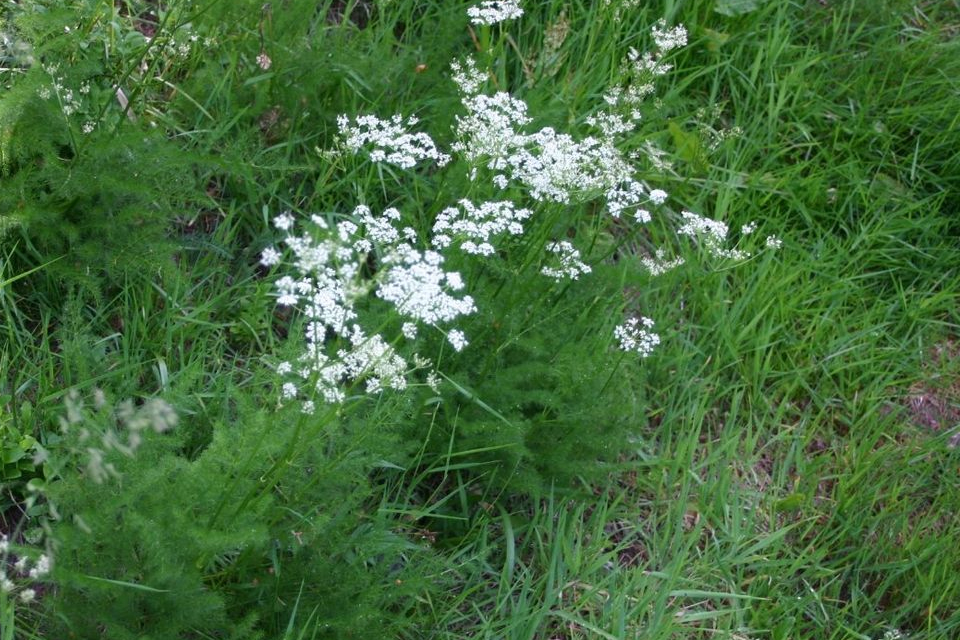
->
[{"left": 1, "top": 0, "right": 958, "bottom": 638}]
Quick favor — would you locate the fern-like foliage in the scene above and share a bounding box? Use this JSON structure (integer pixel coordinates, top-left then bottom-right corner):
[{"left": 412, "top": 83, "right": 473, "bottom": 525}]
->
[
  {"left": 398, "top": 261, "right": 647, "bottom": 495},
  {"left": 0, "top": 1, "right": 205, "bottom": 288},
  {"left": 45, "top": 397, "right": 443, "bottom": 639}
]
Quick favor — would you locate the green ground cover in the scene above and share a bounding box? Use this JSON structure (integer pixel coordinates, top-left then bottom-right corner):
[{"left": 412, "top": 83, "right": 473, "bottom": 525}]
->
[{"left": 1, "top": 0, "right": 959, "bottom": 638}]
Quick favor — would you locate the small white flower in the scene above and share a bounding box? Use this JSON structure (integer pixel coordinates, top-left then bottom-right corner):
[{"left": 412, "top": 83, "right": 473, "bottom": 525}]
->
[
  {"left": 648, "top": 189, "right": 668, "bottom": 205},
  {"left": 540, "top": 241, "right": 591, "bottom": 280},
  {"left": 273, "top": 212, "right": 295, "bottom": 231},
  {"left": 260, "top": 247, "right": 281, "bottom": 266},
  {"left": 402, "top": 322, "right": 418, "bottom": 339},
  {"left": 765, "top": 235, "right": 783, "bottom": 249},
  {"left": 740, "top": 221, "right": 757, "bottom": 235},
  {"left": 678, "top": 211, "right": 750, "bottom": 260},
  {"left": 614, "top": 317, "right": 660, "bottom": 357},
  {"left": 641, "top": 248, "right": 685, "bottom": 276},
  {"left": 19, "top": 588, "right": 36, "bottom": 603},
  {"left": 650, "top": 20, "right": 688, "bottom": 53},
  {"left": 301, "top": 400, "right": 315, "bottom": 415},
  {"left": 282, "top": 382, "right": 298, "bottom": 399},
  {"left": 276, "top": 361, "right": 293, "bottom": 375},
  {"left": 447, "top": 330, "right": 469, "bottom": 352},
  {"left": 81, "top": 121, "right": 96, "bottom": 134},
  {"left": 467, "top": 0, "right": 523, "bottom": 25},
  {"left": 338, "top": 114, "right": 450, "bottom": 168},
  {"left": 337, "top": 220, "right": 358, "bottom": 242},
  {"left": 28, "top": 555, "right": 51, "bottom": 579}
]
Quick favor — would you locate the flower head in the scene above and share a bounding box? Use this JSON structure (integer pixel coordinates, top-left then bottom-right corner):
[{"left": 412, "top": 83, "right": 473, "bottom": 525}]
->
[
  {"left": 338, "top": 114, "right": 450, "bottom": 168},
  {"left": 540, "top": 241, "right": 591, "bottom": 280},
  {"left": 615, "top": 317, "right": 660, "bottom": 357},
  {"left": 447, "top": 329, "right": 469, "bottom": 352},
  {"left": 651, "top": 20, "right": 688, "bottom": 53},
  {"left": 467, "top": 0, "right": 523, "bottom": 25},
  {"left": 432, "top": 199, "right": 531, "bottom": 255},
  {"left": 377, "top": 246, "right": 477, "bottom": 324},
  {"left": 677, "top": 211, "right": 750, "bottom": 260},
  {"left": 260, "top": 247, "right": 281, "bottom": 266}
]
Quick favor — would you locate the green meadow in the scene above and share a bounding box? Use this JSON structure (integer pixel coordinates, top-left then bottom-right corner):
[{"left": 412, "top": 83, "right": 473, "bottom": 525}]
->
[{"left": 1, "top": 1, "right": 958, "bottom": 638}]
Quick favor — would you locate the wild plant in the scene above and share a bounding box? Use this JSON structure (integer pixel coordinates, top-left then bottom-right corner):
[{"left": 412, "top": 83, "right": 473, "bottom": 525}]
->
[
  {"left": 260, "top": 6, "right": 779, "bottom": 489},
  {"left": 23, "top": 384, "right": 445, "bottom": 638},
  {"left": 0, "top": 0, "right": 208, "bottom": 288},
  {"left": 7, "top": 1, "right": 787, "bottom": 636}
]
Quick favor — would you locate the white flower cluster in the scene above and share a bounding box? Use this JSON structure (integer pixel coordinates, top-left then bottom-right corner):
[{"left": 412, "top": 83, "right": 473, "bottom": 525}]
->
[
  {"left": 467, "top": 0, "right": 523, "bottom": 26},
  {"left": 677, "top": 211, "right": 750, "bottom": 260},
  {"left": 651, "top": 20, "right": 689, "bottom": 53},
  {"left": 145, "top": 29, "right": 200, "bottom": 61},
  {"left": 641, "top": 247, "right": 685, "bottom": 276},
  {"left": 39, "top": 64, "right": 82, "bottom": 117},
  {"left": 264, "top": 206, "right": 476, "bottom": 407},
  {"left": 624, "top": 22, "right": 687, "bottom": 82},
  {"left": 450, "top": 57, "right": 487, "bottom": 95},
  {"left": 377, "top": 245, "right": 477, "bottom": 327},
  {"left": 337, "top": 114, "right": 451, "bottom": 169},
  {"left": 0, "top": 537, "right": 51, "bottom": 604},
  {"left": 341, "top": 327, "right": 409, "bottom": 394},
  {"left": 451, "top": 56, "right": 662, "bottom": 219},
  {"left": 261, "top": 13, "right": 778, "bottom": 406},
  {"left": 614, "top": 317, "right": 660, "bottom": 358},
  {"left": 540, "top": 241, "right": 592, "bottom": 281},
  {"left": 596, "top": 20, "right": 688, "bottom": 128},
  {"left": 432, "top": 199, "right": 532, "bottom": 255},
  {"left": 452, "top": 88, "right": 531, "bottom": 168}
]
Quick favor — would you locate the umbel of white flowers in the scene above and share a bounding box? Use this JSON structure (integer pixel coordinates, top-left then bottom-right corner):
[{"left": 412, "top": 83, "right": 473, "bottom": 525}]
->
[
  {"left": 467, "top": 0, "right": 523, "bottom": 26},
  {"left": 0, "top": 534, "right": 53, "bottom": 605}
]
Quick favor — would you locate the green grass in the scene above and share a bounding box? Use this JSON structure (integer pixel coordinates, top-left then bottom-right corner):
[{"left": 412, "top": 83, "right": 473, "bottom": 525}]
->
[{"left": 1, "top": 0, "right": 959, "bottom": 638}]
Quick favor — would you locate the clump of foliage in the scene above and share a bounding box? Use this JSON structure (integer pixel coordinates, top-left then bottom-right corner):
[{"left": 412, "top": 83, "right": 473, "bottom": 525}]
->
[
  {"left": 0, "top": 0, "right": 206, "bottom": 286},
  {"left": 34, "top": 389, "right": 442, "bottom": 639}
]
